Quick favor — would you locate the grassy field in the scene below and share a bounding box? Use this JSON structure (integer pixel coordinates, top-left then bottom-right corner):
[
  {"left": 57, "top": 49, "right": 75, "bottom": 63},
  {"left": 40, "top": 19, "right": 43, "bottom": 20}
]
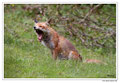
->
[{"left": 4, "top": 5, "right": 116, "bottom": 78}]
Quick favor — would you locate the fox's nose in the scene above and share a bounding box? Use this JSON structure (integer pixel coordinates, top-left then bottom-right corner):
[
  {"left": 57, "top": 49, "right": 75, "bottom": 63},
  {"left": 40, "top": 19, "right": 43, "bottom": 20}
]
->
[{"left": 34, "top": 27, "right": 36, "bottom": 29}]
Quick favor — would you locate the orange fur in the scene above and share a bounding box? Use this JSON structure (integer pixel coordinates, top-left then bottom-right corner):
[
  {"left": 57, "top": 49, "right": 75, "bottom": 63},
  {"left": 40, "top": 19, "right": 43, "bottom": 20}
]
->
[
  {"left": 34, "top": 22, "right": 82, "bottom": 61},
  {"left": 33, "top": 21, "right": 106, "bottom": 64}
]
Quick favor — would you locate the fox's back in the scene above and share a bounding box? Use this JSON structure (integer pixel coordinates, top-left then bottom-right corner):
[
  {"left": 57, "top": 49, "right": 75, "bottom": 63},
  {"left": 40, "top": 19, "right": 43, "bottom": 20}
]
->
[{"left": 58, "top": 36, "right": 78, "bottom": 53}]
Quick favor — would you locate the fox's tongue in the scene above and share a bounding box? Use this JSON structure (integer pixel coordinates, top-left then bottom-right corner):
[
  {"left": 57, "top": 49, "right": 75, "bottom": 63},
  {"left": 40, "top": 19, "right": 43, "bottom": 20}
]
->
[{"left": 38, "top": 34, "right": 42, "bottom": 41}]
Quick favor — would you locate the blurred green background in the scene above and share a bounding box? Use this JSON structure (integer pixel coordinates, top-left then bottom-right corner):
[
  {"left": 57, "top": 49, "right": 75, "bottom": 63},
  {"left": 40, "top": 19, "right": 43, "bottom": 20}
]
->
[{"left": 4, "top": 4, "right": 116, "bottom": 78}]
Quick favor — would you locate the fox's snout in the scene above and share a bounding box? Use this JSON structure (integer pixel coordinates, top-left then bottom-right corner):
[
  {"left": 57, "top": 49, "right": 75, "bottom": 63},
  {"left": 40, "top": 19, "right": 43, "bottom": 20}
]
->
[{"left": 34, "top": 26, "right": 36, "bottom": 30}]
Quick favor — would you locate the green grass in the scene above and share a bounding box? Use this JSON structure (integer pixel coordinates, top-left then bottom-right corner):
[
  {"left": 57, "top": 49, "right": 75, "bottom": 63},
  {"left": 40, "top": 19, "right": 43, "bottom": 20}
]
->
[{"left": 4, "top": 5, "right": 116, "bottom": 78}]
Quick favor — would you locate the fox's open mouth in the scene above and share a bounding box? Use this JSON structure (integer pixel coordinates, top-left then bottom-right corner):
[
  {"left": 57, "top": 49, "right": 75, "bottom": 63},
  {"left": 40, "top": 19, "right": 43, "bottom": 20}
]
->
[{"left": 35, "top": 29, "right": 44, "bottom": 42}]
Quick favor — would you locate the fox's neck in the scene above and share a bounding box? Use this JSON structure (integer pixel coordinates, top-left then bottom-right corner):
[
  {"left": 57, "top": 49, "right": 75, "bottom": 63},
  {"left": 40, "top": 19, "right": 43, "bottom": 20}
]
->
[
  {"left": 42, "top": 27, "right": 59, "bottom": 49},
  {"left": 42, "top": 27, "right": 56, "bottom": 41}
]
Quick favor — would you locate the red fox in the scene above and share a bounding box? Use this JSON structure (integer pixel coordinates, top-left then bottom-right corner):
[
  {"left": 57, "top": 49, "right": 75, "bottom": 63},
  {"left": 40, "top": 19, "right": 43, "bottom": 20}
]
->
[{"left": 33, "top": 20, "right": 106, "bottom": 64}]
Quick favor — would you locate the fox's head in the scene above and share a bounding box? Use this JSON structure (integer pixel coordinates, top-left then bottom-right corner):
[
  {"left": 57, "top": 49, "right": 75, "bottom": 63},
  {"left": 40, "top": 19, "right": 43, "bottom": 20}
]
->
[
  {"left": 33, "top": 20, "right": 51, "bottom": 42},
  {"left": 34, "top": 21, "right": 49, "bottom": 32}
]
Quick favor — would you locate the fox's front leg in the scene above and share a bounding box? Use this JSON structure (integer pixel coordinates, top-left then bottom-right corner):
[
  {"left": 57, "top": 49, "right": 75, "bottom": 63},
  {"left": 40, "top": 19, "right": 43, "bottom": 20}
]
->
[
  {"left": 52, "top": 46, "right": 60, "bottom": 60},
  {"left": 52, "top": 50, "right": 58, "bottom": 60}
]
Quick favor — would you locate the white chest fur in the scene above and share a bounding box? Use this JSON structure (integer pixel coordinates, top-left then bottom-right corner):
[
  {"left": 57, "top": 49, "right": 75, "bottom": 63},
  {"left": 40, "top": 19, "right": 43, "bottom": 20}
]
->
[
  {"left": 41, "top": 41, "right": 47, "bottom": 47},
  {"left": 41, "top": 40, "right": 55, "bottom": 49}
]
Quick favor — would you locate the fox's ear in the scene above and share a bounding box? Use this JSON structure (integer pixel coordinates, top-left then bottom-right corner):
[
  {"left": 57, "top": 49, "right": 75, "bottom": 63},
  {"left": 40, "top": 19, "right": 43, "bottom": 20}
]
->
[
  {"left": 34, "top": 19, "right": 38, "bottom": 23},
  {"left": 46, "top": 18, "right": 52, "bottom": 25}
]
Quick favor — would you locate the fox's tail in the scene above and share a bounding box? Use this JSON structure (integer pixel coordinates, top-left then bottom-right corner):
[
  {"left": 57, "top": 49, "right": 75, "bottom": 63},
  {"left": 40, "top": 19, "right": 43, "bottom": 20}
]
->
[{"left": 83, "top": 59, "right": 107, "bottom": 65}]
